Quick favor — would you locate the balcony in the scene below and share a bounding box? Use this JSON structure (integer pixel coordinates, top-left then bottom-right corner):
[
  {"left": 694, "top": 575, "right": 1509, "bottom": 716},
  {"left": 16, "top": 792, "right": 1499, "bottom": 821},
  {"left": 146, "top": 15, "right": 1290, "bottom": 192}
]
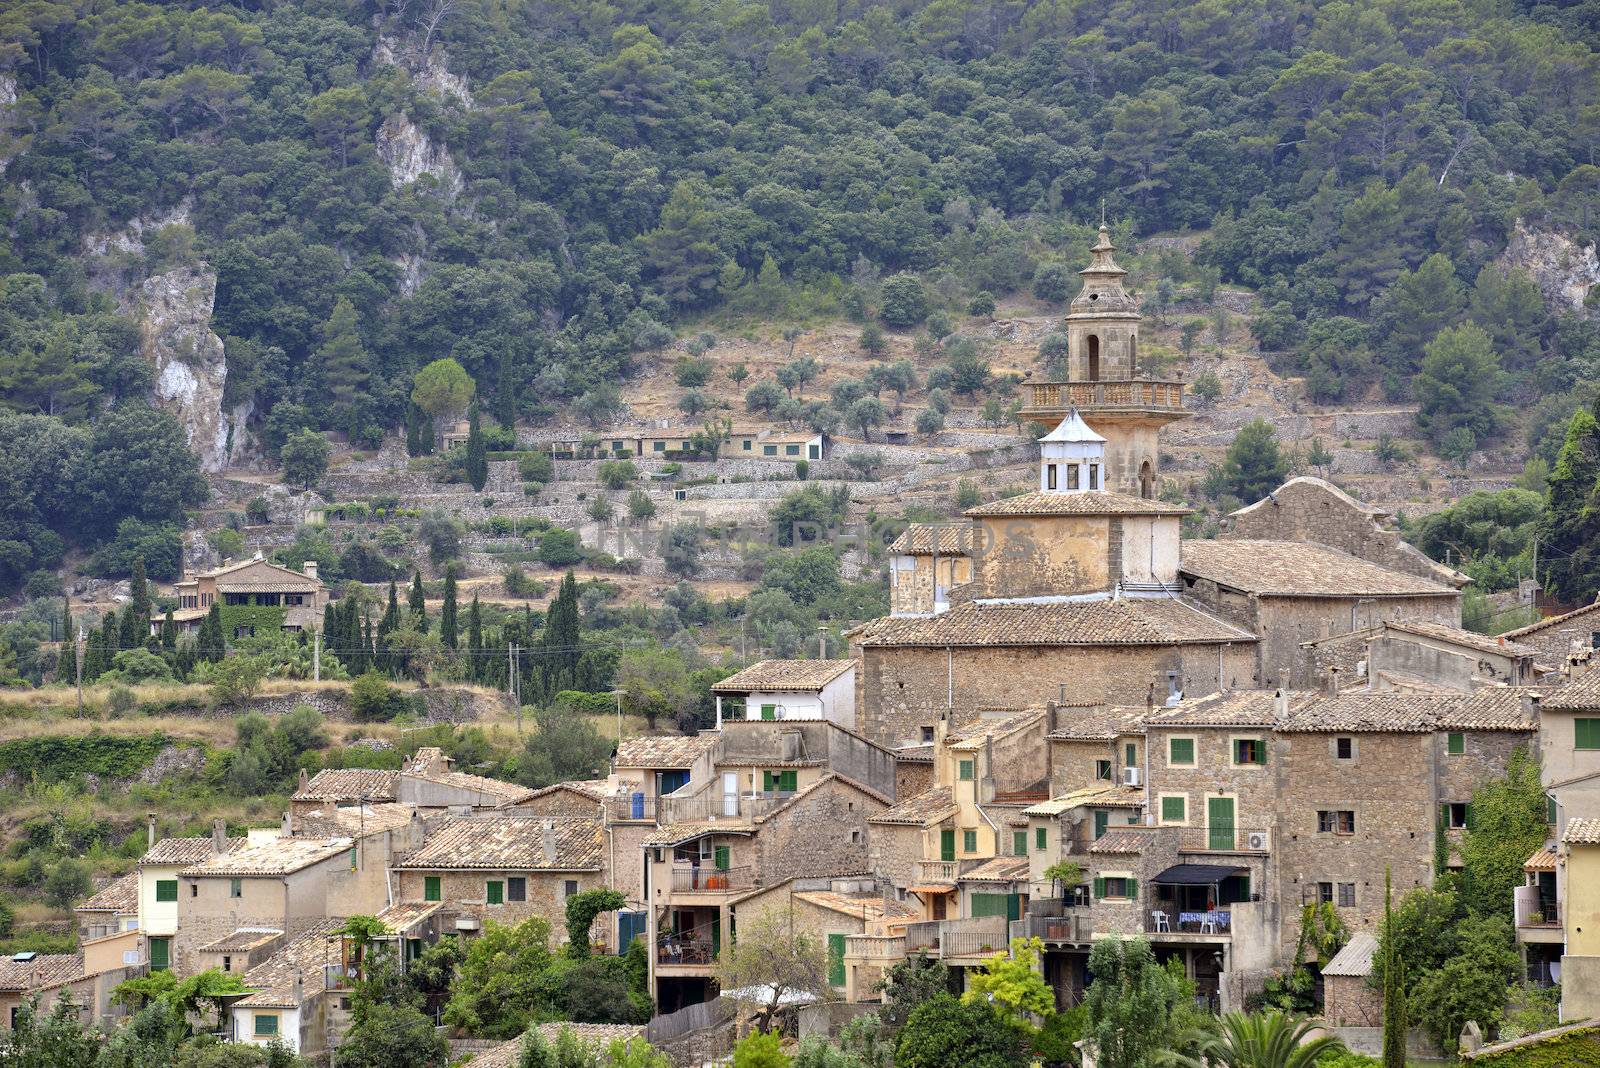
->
[
  {"left": 1514, "top": 887, "right": 1562, "bottom": 944},
  {"left": 916, "top": 860, "right": 960, "bottom": 884},
  {"left": 668, "top": 866, "right": 755, "bottom": 893},
  {"left": 844, "top": 934, "right": 907, "bottom": 962},
  {"left": 1011, "top": 912, "right": 1091, "bottom": 943},
  {"left": 1022, "top": 379, "right": 1185, "bottom": 417},
  {"left": 655, "top": 939, "right": 716, "bottom": 967},
  {"left": 1177, "top": 826, "right": 1272, "bottom": 854},
  {"left": 903, "top": 916, "right": 1009, "bottom": 960},
  {"left": 605, "top": 795, "right": 659, "bottom": 822}
]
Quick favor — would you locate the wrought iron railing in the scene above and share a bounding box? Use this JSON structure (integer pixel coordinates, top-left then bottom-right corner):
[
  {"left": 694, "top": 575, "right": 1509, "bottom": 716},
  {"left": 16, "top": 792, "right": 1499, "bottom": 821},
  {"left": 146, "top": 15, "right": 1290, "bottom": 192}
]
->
[
  {"left": 669, "top": 866, "right": 755, "bottom": 892},
  {"left": 1177, "top": 826, "right": 1272, "bottom": 853}
]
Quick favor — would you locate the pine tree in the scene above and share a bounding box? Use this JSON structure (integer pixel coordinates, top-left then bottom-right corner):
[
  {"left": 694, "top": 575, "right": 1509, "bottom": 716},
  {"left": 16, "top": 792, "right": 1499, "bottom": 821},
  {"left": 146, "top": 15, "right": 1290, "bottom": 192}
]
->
[
  {"left": 440, "top": 565, "right": 459, "bottom": 649},
  {"left": 1218, "top": 419, "right": 1290, "bottom": 503},
  {"left": 1537, "top": 403, "right": 1600, "bottom": 601},
  {"left": 409, "top": 572, "right": 428, "bottom": 632},
  {"left": 1380, "top": 868, "right": 1408, "bottom": 1068},
  {"left": 316, "top": 297, "right": 371, "bottom": 432},
  {"left": 465, "top": 399, "right": 488, "bottom": 492},
  {"left": 466, "top": 594, "right": 483, "bottom": 682}
]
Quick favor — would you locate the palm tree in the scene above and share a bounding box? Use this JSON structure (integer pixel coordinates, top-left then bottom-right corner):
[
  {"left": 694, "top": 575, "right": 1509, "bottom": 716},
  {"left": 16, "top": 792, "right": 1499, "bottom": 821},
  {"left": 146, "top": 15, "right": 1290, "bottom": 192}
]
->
[{"left": 1162, "top": 1010, "right": 1346, "bottom": 1068}]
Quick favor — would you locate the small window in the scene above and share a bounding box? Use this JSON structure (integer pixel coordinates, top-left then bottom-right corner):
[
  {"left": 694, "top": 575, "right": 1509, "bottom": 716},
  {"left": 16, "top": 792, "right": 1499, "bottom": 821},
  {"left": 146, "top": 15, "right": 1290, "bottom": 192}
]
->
[
  {"left": 1125, "top": 742, "right": 1137, "bottom": 766},
  {"left": 785, "top": 444, "right": 800, "bottom": 456},
  {"left": 1095, "top": 759, "right": 1112, "bottom": 780},
  {"left": 653, "top": 441, "right": 665, "bottom": 452},
  {"left": 1577, "top": 719, "right": 1600, "bottom": 750},
  {"left": 921, "top": 726, "right": 935, "bottom": 743},
  {"left": 1065, "top": 465, "right": 1080, "bottom": 490},
  {"left": 1335, "top": 737, "right": 1354, "bottom": 761},
  {"left": 1089, "top": 463, "right": 1100, "bottom": 490},
  {"left": 1317, "top": 810, "right": 1356, "bottom": 835},
  {"left": 508, "top": 877, "right": 527, "bottom": 902},
  {"left": 1233, "top": 738, "right": 1266, "bottom": 766},
  {"left": 1095, "top": 876, "right": 1136, "bottom": 899},
  {"left": 1317, "top": 882, "right": 1334, "bottom": 904},
  {"left": 424, "top": 876, "right": 441, "bottom": 902},
  {"left": 1338, "top": 882, "right": 1356, "bottom": 907},
  {"left": 1046, "top": 465, "right": 1058, "bottom": 490},
  {"left": 1446, "top": 731, "right": 1465, "bottom": 755},
  {"left": 850, "top": 829, "right": 861, "bottom": 843},
  {"left": 958, "top": 759, "right": 975, "bottom": 781},
  {"left": 564, "top": 880, "right": 579, "bottom": 899},
  {"left": 230, "top": 878, "right": 242, "bottom": 899},
  {"left": 1168, "top": 737, "right": 1195, "bottom": 766},
  {"left": 1013, "top": 830, "right": 1027, "bottom": 856},
  {"left": 963, "top": 830, "right": 977, "bottom": 853},
  {"left": 1548, "top": 796, "right": 1558, "bottom": 825},
  {"left": 486, "top": 881, "right": 504, "bottom": 905},
  {"left": 763, "top": 445, "right": 777, "bottom": 456},
  {"left": 1161, "top": 795, "right": 1186, "bottom": 823},
  {"left": 1445, "top": 802, "right": 1469, "bottom": 829},
  {"left": 190, "top": 883, "right": 198, "bottom": 898},
  {"left": 349, "top": 847, "right": 358, "bottom": 870},
  {"left": 254, "top": 1014, "right": 278, "bottom": 1037},
  {"left": 222, "top": 955, "right": 232, "bottom": 972},
  {"left": 1035, "top": 827, "right": 1047, "bottom": 850}
]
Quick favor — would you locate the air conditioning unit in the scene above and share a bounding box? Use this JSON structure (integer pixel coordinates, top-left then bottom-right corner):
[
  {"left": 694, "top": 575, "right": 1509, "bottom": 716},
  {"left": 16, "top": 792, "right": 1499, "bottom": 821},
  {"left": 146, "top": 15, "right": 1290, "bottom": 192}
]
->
[
  {"left": 1245, "top": 830, "right": 1271, "bottom": 851},
  {"left": 1121, "top": 767, "right": 1142, "bottom": 787}
]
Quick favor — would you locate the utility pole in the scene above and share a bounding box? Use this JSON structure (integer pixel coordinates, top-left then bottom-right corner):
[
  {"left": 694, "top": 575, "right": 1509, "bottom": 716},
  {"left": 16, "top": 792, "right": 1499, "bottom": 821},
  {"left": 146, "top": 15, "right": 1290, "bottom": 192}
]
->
[
  {"left": 74, "top": 627, "right": 85, "bottom": 718},
  {"left": 612, "top": 688, "right": 626, "bottom": 745},
  {"left": 313, "top": 630, "right": 321, "bottom": 683},
  {"left": 509, "top": 643, "right": 521, "bottom": 733}
]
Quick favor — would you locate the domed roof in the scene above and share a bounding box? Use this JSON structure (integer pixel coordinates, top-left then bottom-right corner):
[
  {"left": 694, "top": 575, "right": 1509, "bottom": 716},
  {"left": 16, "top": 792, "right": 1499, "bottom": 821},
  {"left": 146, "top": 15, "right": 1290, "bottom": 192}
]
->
[{"left": 1039, "top": 408, "right": 1107, "bottom": 444}]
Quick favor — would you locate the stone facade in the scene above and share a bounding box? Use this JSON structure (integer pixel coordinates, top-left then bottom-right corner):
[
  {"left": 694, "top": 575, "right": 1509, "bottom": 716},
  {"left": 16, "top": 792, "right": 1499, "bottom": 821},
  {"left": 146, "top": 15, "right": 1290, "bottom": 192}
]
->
[
  {"left": 392, "top": 868, "right": 599, "bottom": 933},
  {"left": 1504, "top": 600, "right": 1600, "bottom": 665},
  {"left": 1324, "top": 973, "right": 1382, "bottom": 1027}
]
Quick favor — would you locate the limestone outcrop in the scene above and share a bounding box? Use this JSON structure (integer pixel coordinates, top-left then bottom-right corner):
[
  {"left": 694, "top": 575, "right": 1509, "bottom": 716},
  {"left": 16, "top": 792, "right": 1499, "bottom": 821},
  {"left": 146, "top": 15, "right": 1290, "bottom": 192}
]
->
[
  {"left": 375, "top": 112, "right": 463, "bottom": 195},
  {"left": 1496, "top": 220, "right": 1600, "bottom": 317},
  {"left": 137, "top": 268, "right": 240, "bottom": 472}
]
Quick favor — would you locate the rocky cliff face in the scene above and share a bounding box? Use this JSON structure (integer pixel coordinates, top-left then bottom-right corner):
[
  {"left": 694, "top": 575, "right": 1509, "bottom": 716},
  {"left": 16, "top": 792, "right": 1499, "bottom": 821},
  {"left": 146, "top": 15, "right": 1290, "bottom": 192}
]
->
[
  {"left": 1497, "top": 220, "right": 1600, "bottom": 317},
  {"left": 137, "top": 268, "right": 244, "bottom": 472},
  {"left": 375, "top": 113, "right": 463, "bottom": 196},
  {"left": 372, "top": 33, "right": 473, "bottom": 105}
]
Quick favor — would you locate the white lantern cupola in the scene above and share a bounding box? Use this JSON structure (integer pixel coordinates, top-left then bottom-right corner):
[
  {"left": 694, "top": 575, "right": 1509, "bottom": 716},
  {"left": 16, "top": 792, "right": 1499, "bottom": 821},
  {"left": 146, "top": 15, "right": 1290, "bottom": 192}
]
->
[{"left": 1038, "top": 408, "right": 1106, "bottom": 494}]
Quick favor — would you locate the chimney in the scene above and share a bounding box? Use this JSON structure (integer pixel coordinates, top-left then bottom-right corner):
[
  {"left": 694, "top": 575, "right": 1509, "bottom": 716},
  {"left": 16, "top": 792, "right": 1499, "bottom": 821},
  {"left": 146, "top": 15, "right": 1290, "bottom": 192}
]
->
[
  {"left": 147, "top": 813, "right": 158, "bottom": 849},
  {"left": 281, "top": 809, "right": 294, "bottom": 837},
  {"left": 1325, "top": 667, "right": 1340, "bottom": 697},
  {"left": 212, "top": 818, "right": 227, "bottom": 854},
  {"left": 291, "top": 969, "right": 303, "bottom": 1005},
  {"left": 298, "top": 768, "right": 310, "bottom": 791},
  {"left": 303, "top": 560, "right": 318, "bottom": 581},
  {"left": 1047, "top": 700, "right": 1058, "bottom": 735},
  {"left": 1275, "top": 688, "right": 1289, "bottom": 720},
  {"left": 541, "top": 820, "right": 557, "bottom": 867},
  {"left": 1521, "top": 690, "right": 1541, "bottom": 722}
]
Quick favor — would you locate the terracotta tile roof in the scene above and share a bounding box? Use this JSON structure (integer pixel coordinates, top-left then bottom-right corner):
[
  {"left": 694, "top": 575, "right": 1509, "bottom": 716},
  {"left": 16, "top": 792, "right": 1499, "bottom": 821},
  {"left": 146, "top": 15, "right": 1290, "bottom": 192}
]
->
[
  {"left": 894, "top": 744, "right": 934, "bottom": 762},
  {"left": 1538, "top": 670, "right": 1600, "bottom": 711},
  {"left": 857, "top": 598, "right": 1255, "bottom": 648},
  {"left": 1524, "top": 847, "right": 1558, "bottom": 872},
  {"left": 868, "top": 786, "right": 957, "bottom": 826},
  {"left": 1564, "top": 818, "right": 1600, "bottom": 846},
  {"left": 394, "top": 817, "right": 603, "bottom": 871},
  {"left": 236, "top": 921, "right": 340, "bottom": 1009},
  {"left": 1146, "top": 691, "right": 1288, "bottom": 728},
  {"left": 965, "top": 491, "right": 1189, "bottom": 518},
  {"left": 947, "top": 709, "right": 1045, "bottom": 750},
  {"left": 1277, "top": 692, "right": 1463, "bottom": 733},
  {"left": 959, "top": 857, "right": 1031, "bottom": 882},
  {"left": 295, "top": 802, "right": 417, "bottom": 837},
  {"left": 889, "top": 525, "right": 974, "bottom": 555},
  {"left": 642, "top": 819, "right": 755, "bottom": 848},
  {"left": 292, "top": 769, "right": 399, "bottom": 803},
  {"left": 0, "top": 954, "right": 82, "bottom": 992},
  {"left": 793, "top": 892, "right": 919, "bottom": 921},
  {"left": 711, "top": 659, "right": 855, "bottom": 692},
  {"left": 1089, "top": 829, "right": 1151, "bottom": 854},
  {"left": 1047, "top": 705, "right": 1146, "bottom": 740},
  {"left": 141, "top": 836, "right": 233, "bottom": 867},
  {"left": 1023, "top": 786, "right": 1119, "bottom": 816},
  {"left": 182, "top": 837, "right": 353, "bottom": 877},
  {"left": 407, "top": 769, "right": 534, "bottom": 805},
  {"left": 614, "top": 733, "right": 719, "bottom": 769},
  {"left": 375, "top": 901, "right": 444, "bottom": 933},
  {"left": 198, "top": 929, "right": 283, "bottom": 954},
  {"left": 503, "top": 779, "right": 609, "bottom": 807},
  {"left": 1079, "top": 786, "right": 1147, "bottom": 808},
  {"left": 76, "top": 872, "right": 138, "bottom": 913},
  {"left": 1439, "top": 687, "right": 1539, "bottom": 731},
  {"left": 1384, "top": 620, "right": 1538, "bottom": 658},
  {"left": 1180, "top": 540, "right": 1458, "bottom": 598},
  {"left": 1503, "top": 596, "right": 1600, "bottom": 639}
]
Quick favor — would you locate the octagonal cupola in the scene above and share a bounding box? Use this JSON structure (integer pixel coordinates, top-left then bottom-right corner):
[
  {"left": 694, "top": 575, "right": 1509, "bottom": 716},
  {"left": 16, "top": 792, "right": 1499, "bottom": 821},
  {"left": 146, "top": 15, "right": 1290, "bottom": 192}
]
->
[{"left": 1039, "top": 408, "right": 1106, "bottom": 493}]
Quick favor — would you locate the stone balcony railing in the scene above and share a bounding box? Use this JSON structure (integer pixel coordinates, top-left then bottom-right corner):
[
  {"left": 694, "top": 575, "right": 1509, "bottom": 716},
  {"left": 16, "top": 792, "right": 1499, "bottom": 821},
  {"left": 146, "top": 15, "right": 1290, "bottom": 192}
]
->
[
  {"left": 843, "top": 934, "right": 907, "bottom": 961},
  {"left": 1022, "top": 379, "right": 1185, "bottom": 413},
  {"left": 916, "top": 860, "right": 961, "bottom": 884}
]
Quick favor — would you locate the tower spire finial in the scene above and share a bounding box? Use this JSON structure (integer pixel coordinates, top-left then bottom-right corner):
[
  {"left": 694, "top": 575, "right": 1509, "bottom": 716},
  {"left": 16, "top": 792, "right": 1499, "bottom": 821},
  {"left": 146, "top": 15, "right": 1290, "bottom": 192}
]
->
[{"left": 1099, "top": 196, "right": 1106, "bottom": 227}]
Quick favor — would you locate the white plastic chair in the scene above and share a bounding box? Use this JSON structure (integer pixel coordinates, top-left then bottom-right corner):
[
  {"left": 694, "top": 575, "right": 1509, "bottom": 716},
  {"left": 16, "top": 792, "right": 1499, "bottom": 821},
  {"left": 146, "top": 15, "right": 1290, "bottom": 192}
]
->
[
  {"left": 1152, "top": 910, "right": 1170, "bottom": 932},
  {"left": 1200, "top": 914, "right": 1218, "bottom": 934}
]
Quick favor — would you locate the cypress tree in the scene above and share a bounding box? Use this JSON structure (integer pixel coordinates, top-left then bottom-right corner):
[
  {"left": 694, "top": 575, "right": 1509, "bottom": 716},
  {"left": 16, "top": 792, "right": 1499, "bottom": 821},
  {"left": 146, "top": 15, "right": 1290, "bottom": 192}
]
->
[
  {"left": 80, "top": 625, "right": 104, "bottom": 683},
  {"left": 118, "top": 601, "right": 141, "bottom": 653},
  {"left": 540, "top": 570, "right": 581, "bottom": 694},
  {"left": 200, "top": 603, "right": 225, "bottom": 662},
  {"left": 60, "top": 599, "right": 73, "bottom": 646},
  {"left": 406, "top": 404, "right": 433, "bottom": 457},
  {"left": 440, "top": 565, "right": 459, "bottom": 649},
  {"left": 380, "top": 581, "right": 401, "bottom": 636},
  {"left": 97, "top": 612, "right": 119, "bottom": 677},
  {"left": 467, "top": 594, "right": 483, "bottom": 681},
  {"left": 129, "top": 556, "right": 151, "bottom": 629},
  {"left": 1380, "top": 868, "right": 1408, "bottom": 1068},
  {"left": 160, "top": 609, "right": 176, "bottom": 651},
  {"left": 465, "top": 399, "right": 488, "bottom": 492},
  {"left": 359, "top": 612, "right": 375, "bottom": 675},
  {"left": 410, "top": 571, "right": 428, "bottom": 632}
]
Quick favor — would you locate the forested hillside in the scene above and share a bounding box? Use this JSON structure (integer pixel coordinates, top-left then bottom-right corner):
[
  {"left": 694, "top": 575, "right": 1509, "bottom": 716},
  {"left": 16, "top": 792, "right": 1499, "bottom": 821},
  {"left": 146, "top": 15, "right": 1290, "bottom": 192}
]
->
[{"left": 1, "top": 0, "right": 1599, "bottom": 593}]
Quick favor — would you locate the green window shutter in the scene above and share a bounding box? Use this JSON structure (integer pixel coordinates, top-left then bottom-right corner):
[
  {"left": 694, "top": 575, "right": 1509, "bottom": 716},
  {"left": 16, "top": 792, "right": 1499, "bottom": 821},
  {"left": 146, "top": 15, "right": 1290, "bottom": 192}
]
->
[
  {"left": 1579, "top": 719, "right": 1600, "bottom": 750},
  {"left": 486, "top": 881, "right": 503, "bottom": 905},
  {"left": 1127, "top": 878, "right": 1137, "bottom": 898},
  {"left": 1125, "top": 742, "right": 1137, "bottom": 766},
  {"left": 763, "top": 771, "right": 774, "bottom": 792},
  {"left": 963, "top": 829, "right": 977, "bottom": 853},
  {"left": 959, "top": 759, "right": 975, "bottom": 781},
  {"left": 827, "top": 933, "right": 846, "bottom": 986},
  {"left": 714, "top": 846, "right": 730, "bottom": 871},
  {"left": 1093, "top": 810, "right": 1108, "bottom": 839},
  {"left": 156, "top": 880, "right": 178, "bottom": 903},
  {"left": 1162, "top": 795, "right": 1186, "bottom": 822},
  {"left": 940, "top": 829, "right": 955, "bottom": 862},
  {"left": 149, "top": 938, "right": 170, "bottom": 971},
  {"left": 424, "top": 876, "right": 441, "bottom": 902},
  {"left": 1093, "top": 877, "right": 1105, "bottom": 898},
  {"left": 1170, "top": 738, "right": 1194, "bottom": 764},
  {"left": 1464, "top": 803, "right": 1476, "bottom": 830},
  {"left": 780, "top": 770, "right": 797, "bottom": 792},
  {"left": 1548, "top": 796, "right": 1558, "bottom": 824},
  {"left": 1013, "top": 831, "right": 1027, "bottom": 856},
  {"left": 1036, "top": 827, "right": 1047, "bottom": 850},
  {"left": 1447, "top": 731, "right": 1465, "bottom": 755},
  {"left": 254, "top": 1014, "right": 278, "bottom": 1036},
  {"left": 761, "top": 704, "right": 776, "bottom": 721},
  {"left": 1255, "top": 740, "right": 1267, "bottom": 765}
]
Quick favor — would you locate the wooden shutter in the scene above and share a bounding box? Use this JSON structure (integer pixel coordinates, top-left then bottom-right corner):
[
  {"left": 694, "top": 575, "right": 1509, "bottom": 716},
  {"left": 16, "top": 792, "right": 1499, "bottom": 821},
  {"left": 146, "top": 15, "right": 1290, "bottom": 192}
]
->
[
  {"left": 1254, "top": 740, "right": 1267, "bottom": 765},
  {"left": 779, "top": 770, "right": 797, "bottom": 792},
  {"left": 1093, "top": 877, "right": 1105, "bottom": 898},
  {"left": 762, "top": 771, "right": 774, "bottom": 792},
  {"left": 1127, "top": 878, "right": 1137, "bottom": 897},
  {"left": 714, "top": 846, "right": 730, "bottom": 871},
  {"left": 1013, "top": 831, "right": 1027, "bottom": 856}
]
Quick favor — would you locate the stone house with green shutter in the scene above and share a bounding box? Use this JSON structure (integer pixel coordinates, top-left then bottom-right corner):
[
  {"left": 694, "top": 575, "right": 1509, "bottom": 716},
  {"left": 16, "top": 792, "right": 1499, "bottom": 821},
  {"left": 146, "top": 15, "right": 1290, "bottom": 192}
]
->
[{"left": 710, "top": 659, "right": 857, "bottom": 729}]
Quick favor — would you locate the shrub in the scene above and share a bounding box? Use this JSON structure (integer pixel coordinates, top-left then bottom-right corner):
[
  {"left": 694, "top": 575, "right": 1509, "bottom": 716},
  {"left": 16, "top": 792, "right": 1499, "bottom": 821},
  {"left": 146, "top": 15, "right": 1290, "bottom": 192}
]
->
[
  {"left": 1032, "top": 262, "right": 1072, "bottom": 302},
  {"left": 518, "top": 452, "right": 555, "bottom": 483},
  {"left": 350, "top": 671, "right": 400, "bottom": 722},
  {"left": 880, "top": 274, "right": 929, "bottom": 327},
  {"left": 967, "top": 291, "right": 996, "bottom": 317},
  {"left": 538, "top": 528, "right": 584, "bottom": 568}
]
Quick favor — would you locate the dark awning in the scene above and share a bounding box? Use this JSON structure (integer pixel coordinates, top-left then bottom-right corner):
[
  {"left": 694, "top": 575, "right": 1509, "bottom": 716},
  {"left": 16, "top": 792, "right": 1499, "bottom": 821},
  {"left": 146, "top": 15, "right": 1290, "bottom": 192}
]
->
[{"left": 1152, "top": 863, "right": 1246, "bottom": 885}]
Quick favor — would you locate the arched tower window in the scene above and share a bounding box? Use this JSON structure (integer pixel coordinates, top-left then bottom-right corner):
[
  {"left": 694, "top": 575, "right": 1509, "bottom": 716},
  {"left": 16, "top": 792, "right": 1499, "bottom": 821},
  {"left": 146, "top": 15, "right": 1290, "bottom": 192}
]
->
[
  {"left": 1087, "top": 335, "right": 1101, "bottom": 380},
  {"left": 1139, "top": 460, "right": 1154, "bottom": 500},
  {"left": 1129, "top": 333, "right": 1138, "bottom": 375}
]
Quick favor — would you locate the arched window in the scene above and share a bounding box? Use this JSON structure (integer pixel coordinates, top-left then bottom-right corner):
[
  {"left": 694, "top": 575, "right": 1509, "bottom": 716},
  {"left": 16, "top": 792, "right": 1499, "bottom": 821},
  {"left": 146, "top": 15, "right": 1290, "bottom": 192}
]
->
[
  {"left": 1140, "top": 460, "right": 1155, "bottom": 500},
  {"left": 1087, "top": 334, "right": 1101, "bottom": 380},
  {"left": 1129, "top": 333, "right": 1138, "bottom": 375}
]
